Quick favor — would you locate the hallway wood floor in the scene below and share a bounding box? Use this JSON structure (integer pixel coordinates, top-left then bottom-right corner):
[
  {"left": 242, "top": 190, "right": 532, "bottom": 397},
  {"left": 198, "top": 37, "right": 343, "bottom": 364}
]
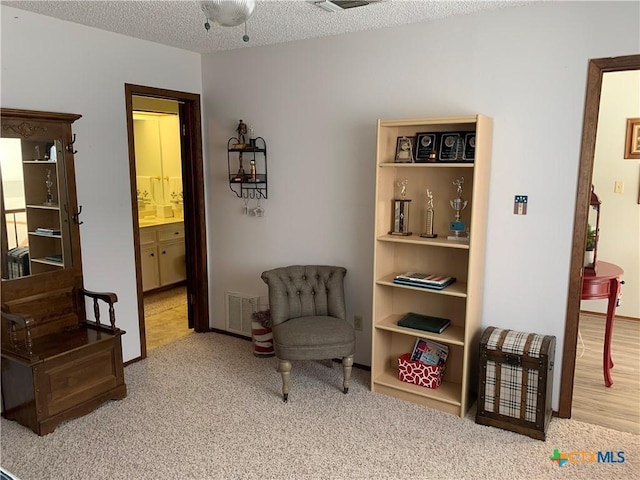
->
[
  {"left": 572, "top": 313, "right": 639, "bottom": 434},
  {"left": 143, "top": 286, "right": 191, "bottom": 351}
]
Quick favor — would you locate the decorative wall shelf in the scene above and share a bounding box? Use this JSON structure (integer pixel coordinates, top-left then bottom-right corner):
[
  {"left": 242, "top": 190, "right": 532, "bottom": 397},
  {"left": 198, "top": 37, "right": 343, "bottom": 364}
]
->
[{"left": 227, "top": 136, "right": 267, "bottom": 199}]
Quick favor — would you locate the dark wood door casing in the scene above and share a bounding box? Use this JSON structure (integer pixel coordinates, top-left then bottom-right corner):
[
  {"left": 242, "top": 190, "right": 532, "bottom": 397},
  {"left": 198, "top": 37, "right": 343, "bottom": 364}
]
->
[
  {"left": 558, "top": 55, "right": 640, "bottom": 418},
  {"left": 124, "top": 84, "right": 210, "bottom": 362}
]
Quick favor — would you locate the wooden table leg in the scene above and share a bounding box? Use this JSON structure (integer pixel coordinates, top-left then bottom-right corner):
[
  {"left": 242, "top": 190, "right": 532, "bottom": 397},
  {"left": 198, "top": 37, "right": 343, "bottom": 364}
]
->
[{"left": 603, "top": 277, "right": 621, "bottom": 388}]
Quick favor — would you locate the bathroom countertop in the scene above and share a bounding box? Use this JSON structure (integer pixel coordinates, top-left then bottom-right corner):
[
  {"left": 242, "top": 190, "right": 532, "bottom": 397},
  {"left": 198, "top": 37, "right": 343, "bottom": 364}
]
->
[{"left": 139, "top": 217, "right": 184, "bottom": 228}]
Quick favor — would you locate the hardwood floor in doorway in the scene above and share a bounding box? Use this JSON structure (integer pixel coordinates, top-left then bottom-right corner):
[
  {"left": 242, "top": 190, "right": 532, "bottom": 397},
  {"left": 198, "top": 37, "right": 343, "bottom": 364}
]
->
[
  {"left": 144, "top": 286, "right": 191, "bottom": 350},
  {"left": 572, "top": 313, "right": 639, "bottom": 434}
]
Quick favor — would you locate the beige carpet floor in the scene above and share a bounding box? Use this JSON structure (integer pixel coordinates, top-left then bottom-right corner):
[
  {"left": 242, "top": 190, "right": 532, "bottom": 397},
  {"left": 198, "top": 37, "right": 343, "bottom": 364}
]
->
[{"left": 1, "top": 332, "right": 638, "bottom": 480}]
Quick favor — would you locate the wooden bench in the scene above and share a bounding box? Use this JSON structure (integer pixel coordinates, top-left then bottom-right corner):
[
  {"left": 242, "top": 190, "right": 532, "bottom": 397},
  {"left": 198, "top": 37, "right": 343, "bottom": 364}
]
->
[{"left": 1, "top": 286, "right": 126, "bottom": 436}]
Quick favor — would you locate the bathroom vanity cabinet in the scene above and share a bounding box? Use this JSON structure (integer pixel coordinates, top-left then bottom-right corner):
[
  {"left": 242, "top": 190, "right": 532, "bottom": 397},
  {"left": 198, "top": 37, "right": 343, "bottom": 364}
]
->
[{"left": 140, "top": 220, "right": 186, "bottom": 292}]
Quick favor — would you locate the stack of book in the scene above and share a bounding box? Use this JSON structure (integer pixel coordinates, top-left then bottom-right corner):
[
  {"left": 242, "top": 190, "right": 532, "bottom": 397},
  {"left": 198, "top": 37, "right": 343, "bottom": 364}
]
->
[
  {"left": 35, "top": 227, "right": 61, "bottom": 236},
  {"left": 393, "top": 272, "right": 456, "bottom": 290}
]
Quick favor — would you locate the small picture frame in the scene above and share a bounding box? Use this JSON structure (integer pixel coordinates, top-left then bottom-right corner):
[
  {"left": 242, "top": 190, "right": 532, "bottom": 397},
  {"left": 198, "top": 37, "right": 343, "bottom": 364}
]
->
[
  {"left": 624, "top": 118, "right": 640, "bottom": 159},
  {"left": 415, "top": 132, "right": 439, "bottom": 163},
  {"left": 395, "top": 136, "right": 415, "bottom": 163},
  {"left": 462, "top": 133, "right": 476, "bottom": 162},
  {"left": 438, "top": 133, "right": 464, "bottom": 162}
]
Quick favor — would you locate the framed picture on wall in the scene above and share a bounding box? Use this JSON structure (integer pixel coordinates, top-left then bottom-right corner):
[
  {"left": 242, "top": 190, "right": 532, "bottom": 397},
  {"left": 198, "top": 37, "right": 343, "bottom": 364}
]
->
[{"left": 624, "top": 117, "right": 640, "bottom": 159}]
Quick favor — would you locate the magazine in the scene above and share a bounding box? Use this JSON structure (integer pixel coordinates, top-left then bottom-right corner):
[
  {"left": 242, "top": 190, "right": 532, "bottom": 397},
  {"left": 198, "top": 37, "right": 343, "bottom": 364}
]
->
[{"left": 410, "top": 337, "right": 449, "bottom": 366}]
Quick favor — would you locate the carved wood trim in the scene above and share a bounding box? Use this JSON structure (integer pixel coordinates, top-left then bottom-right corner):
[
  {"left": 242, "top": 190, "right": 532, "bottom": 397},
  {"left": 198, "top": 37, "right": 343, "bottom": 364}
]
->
[{"left": 2, "top": 122, "right": 47, "bottom": 138}]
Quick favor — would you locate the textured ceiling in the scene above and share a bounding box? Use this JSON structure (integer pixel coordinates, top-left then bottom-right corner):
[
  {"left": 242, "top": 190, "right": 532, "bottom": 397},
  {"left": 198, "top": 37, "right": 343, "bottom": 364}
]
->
[{"left": 3, "top": 1, "right": 527, "bottom": 54}]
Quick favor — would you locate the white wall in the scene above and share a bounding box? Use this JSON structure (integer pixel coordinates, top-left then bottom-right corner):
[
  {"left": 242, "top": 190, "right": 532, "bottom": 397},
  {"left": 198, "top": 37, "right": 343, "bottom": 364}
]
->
[
  {"left": 1, "top": 7, "right": 202, "bottom": 362},
  {"left": 202, "top": 1, "right": 640, "bottom": 409},
  {"left": 583, "top": 71, "right": 640, "bottom": 317}
]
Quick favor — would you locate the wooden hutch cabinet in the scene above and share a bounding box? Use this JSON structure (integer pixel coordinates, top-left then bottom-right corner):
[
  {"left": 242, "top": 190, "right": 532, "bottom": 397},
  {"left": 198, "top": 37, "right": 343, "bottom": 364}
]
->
[{"left": 1, "top": 108, "right": 126, "bottom": 435}]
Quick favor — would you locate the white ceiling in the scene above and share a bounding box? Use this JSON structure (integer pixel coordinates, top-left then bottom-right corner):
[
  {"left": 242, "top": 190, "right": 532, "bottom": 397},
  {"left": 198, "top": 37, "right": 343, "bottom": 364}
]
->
[{"left": 2, "top": 0, "right": 528, "bottom": 54}]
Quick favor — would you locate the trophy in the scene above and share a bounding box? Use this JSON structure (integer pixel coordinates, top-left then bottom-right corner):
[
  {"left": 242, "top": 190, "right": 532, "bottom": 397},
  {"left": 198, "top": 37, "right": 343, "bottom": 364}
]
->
[
  {"left": 420, "top": 188, "right": 437, "bottom": 238},
  {"left": 44, "top": 168, "right": 55, "bottom": 206},
  {"left": 395, "top": 136, "right": 414, "bottom": 163},
  {"left": 389, "top": 178, "right": 412, "bottom": 236},
  {"left": 448, "top": 177, "right": 468, "bottom": 241}
]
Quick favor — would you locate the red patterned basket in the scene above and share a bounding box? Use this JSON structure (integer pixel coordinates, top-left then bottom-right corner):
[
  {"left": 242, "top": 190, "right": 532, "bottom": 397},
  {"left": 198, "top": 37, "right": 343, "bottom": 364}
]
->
[{"left": 398, "top": 353, "right": 445, "bottom": 389}]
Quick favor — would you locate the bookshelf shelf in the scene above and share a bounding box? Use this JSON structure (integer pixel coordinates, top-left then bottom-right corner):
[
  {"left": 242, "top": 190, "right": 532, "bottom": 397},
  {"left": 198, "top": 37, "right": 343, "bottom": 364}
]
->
[
  {"left": 31, "top": 257, "right": 64, "bottom": 267},
  {"left": 379, "top": 162, "right": 474, "bottom": 169},
  {"left": 376, "top": 315, "right": 465, "bottom": 346},
  {"left": 376, "top": 274, "right": 468, "bottom": 298},
  {"left": 373, "top": 369, "right": 462, "bottom": 407},
  {"left": 376, "top": 234, "right": 470, "bottom": 249}
]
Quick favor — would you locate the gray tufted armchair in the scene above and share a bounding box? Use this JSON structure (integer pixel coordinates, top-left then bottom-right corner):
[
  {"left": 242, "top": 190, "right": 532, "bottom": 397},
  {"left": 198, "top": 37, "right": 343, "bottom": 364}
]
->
[{"left": 260, "top": 265, "right": 355, "bottom": 402}]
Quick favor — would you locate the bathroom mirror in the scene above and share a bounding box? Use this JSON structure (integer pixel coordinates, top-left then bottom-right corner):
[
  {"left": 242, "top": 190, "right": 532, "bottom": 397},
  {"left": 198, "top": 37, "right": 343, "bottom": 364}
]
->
[
  {"left": 132, "top": 97, "right": 183, "bottom": 222},
  {"left": 1, "top": 113, "right": 76, "bottom": 281}
]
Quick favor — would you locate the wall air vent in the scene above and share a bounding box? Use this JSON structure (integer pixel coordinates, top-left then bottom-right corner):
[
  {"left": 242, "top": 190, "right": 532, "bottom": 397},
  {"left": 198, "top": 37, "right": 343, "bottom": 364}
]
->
[
  {"left": 314, "top": 1, "right": 375, "bottom": 13},
  {"left": 225, "top": 291, "right": 256, "bottom": 337}
]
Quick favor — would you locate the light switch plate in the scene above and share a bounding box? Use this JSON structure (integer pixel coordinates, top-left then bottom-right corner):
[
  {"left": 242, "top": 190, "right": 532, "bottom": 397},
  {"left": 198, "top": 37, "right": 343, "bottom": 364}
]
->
[{"left": 514, "top": 195, "right": 528, "bottom": 215}]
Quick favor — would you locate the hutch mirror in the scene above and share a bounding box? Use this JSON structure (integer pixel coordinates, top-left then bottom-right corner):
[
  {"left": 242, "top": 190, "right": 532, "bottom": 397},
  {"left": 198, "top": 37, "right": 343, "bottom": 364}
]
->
[{"left": 1, "top": 109, "right": 82, "bottom": 290}]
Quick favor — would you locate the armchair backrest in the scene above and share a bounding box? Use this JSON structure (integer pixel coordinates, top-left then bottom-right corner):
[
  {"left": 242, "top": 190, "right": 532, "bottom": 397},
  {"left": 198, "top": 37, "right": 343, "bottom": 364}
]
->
[{"left": 261, "top": 265, "right": 347, "bottom": 326}]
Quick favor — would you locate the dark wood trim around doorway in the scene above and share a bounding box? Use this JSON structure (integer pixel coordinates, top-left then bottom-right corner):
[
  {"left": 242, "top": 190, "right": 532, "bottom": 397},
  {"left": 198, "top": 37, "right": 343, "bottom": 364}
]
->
[
  {"left": 124, "top": 84, "right": 210, "bottom": 361},
  {"left": 558, "top": 54, "right": 640, "bottom": 418}
]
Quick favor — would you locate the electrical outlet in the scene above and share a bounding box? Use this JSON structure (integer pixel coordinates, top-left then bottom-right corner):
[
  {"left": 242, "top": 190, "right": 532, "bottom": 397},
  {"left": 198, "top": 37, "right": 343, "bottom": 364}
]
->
[
  {"left": 614, "top": 181, "right": 624, "bottom": 194},
  {"left": 354, "top": 315, "right": 363, "bottom": 331}
]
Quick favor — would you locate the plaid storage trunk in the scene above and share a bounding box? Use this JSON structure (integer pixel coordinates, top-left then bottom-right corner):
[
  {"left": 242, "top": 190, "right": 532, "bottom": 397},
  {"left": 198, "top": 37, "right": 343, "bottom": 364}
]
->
[{"left": 475, "top": 327, "right": 555, "bottom": 440}]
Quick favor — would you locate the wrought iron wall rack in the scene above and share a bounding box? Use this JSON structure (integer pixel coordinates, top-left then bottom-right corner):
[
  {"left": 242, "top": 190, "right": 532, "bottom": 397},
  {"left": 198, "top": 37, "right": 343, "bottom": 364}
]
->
[{"left": 227, "top": 136, "right": 267, "bottom": 199}]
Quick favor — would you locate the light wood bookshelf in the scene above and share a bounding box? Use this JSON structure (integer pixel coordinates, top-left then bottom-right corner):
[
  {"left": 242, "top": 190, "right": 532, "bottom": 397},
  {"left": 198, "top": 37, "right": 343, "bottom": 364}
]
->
[{"left": 371, "top": 115, "right": 493, "bottom": 417}]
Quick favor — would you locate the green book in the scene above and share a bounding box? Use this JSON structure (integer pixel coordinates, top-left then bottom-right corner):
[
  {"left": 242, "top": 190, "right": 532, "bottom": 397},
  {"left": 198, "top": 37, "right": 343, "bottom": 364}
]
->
[{"left": 397, "top": 312, "right": 451, "bottom": 334}]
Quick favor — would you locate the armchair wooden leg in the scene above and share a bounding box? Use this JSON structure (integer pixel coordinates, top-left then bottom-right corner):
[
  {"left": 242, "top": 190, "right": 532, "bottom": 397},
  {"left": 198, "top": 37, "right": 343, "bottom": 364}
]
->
[
  {"left": 277, "top": 359, "right": 291, "bottom": 402},
  {"left": 342, "top": 355, "right": 354, "bottom": 394}
]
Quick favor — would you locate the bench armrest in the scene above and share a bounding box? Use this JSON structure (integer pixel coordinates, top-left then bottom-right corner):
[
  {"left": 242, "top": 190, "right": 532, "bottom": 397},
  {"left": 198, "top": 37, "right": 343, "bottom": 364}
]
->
[
  {"left": 79, "top": 288, "right": 119, "bottom": 331},
  {"left": 1, "top": 309, "right": 36, "bottom": 358}
]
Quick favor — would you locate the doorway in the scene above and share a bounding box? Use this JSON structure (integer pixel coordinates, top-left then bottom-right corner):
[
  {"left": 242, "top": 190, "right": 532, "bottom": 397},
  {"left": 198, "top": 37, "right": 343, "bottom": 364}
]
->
[
  {"left": 559, "top": 55, "right": 640, "bottom": 419},
  {"left": 124, "top": 84, "right": 210, "bottom": 360},
  {"left": 132, "top": 99, "right": 189, "bottom": 350}
]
